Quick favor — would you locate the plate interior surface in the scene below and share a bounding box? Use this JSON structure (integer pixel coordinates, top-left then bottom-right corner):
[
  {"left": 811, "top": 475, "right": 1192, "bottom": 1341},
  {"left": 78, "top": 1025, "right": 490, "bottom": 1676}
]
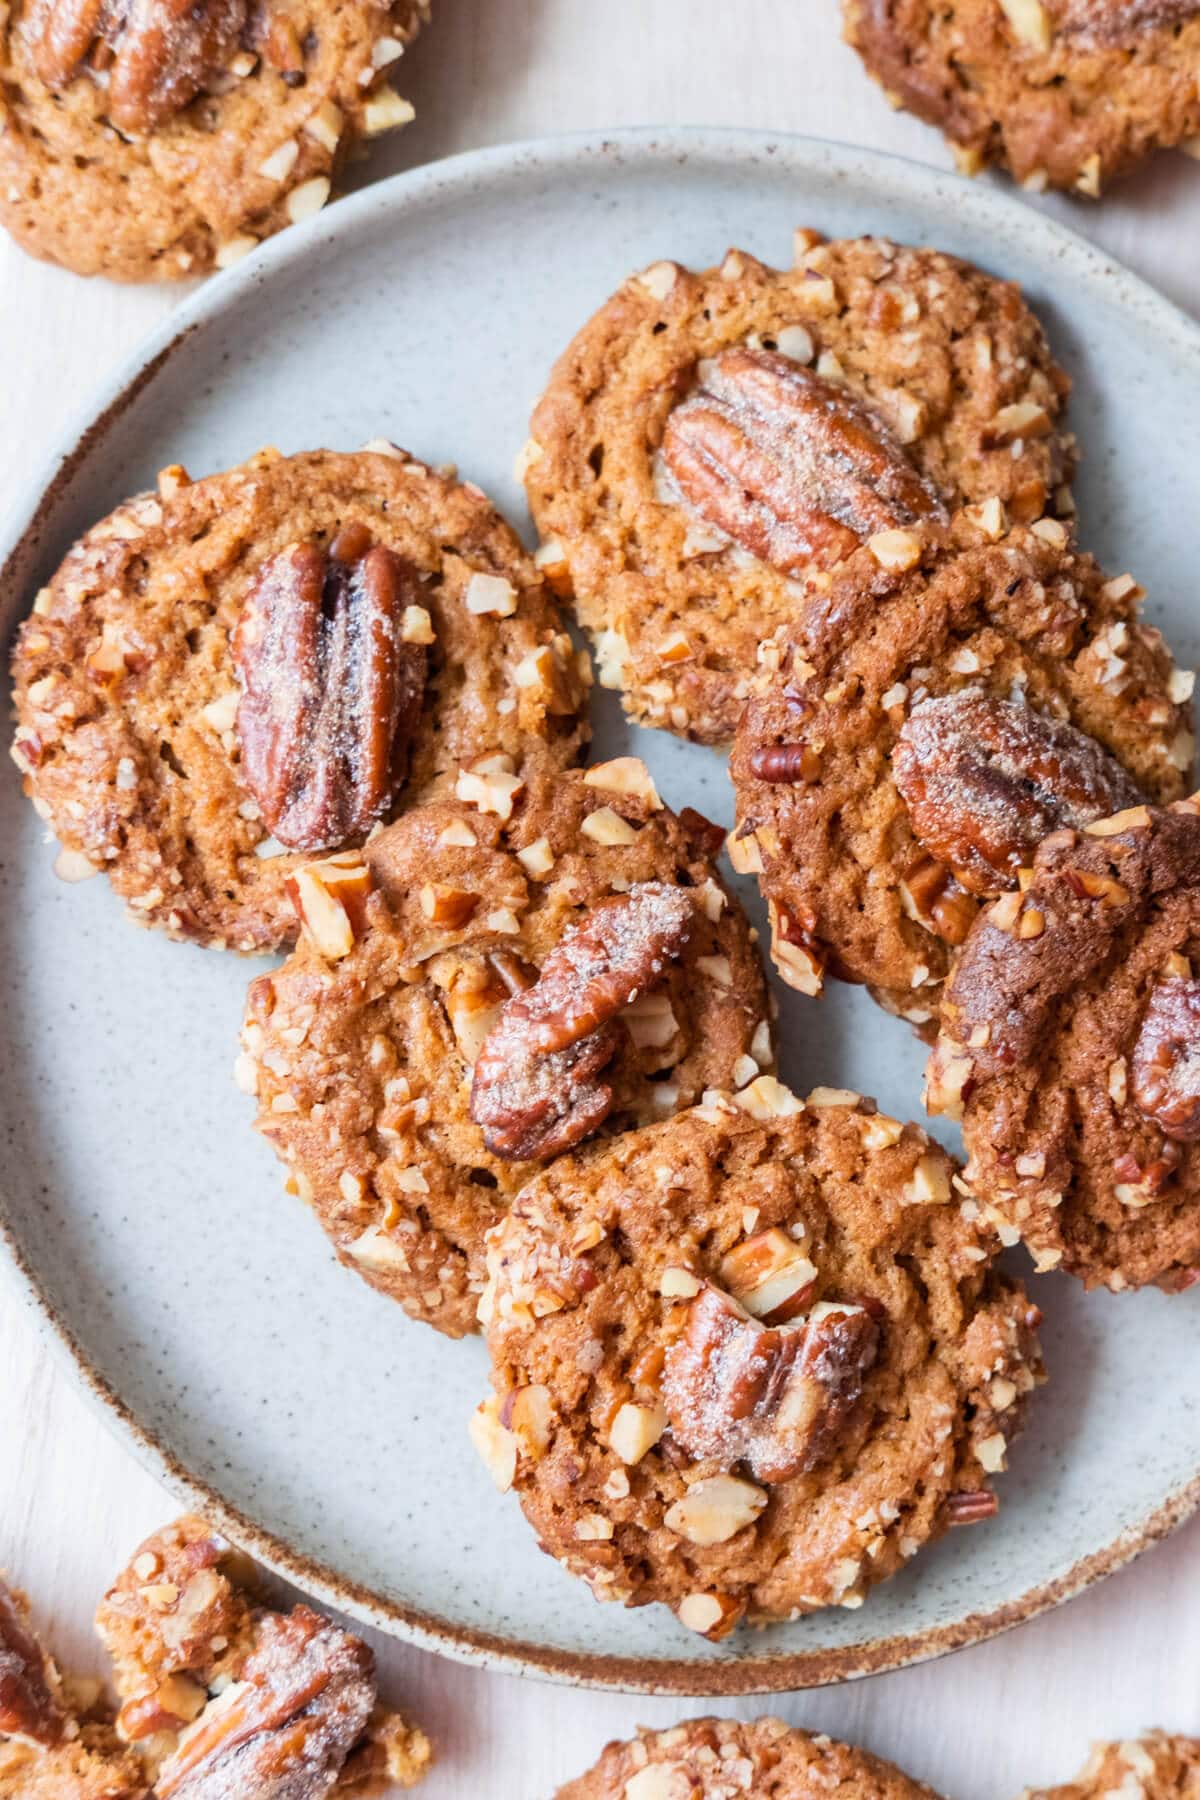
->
[{"left": 2, "top": 130, "right": 1199, "bottom": 1692}]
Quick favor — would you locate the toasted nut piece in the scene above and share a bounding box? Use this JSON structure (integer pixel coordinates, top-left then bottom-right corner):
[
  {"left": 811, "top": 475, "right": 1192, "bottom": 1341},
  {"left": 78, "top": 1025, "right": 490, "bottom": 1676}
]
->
[
  {"left": 503, "top": 1384, "right": 555, "bottom": 1459},
  {"left": 469, "top": 1398, "right": 517, "bottom": 1491},
  {"left": 609, "top": 1401, "right": 667, "bottom": 1464},
  {"left": 287, "top": 855, "right": 371, "bottom": 960},
  {"left": 419, "top": 884, "right": 479, "bottom": 929},
  {"left": 676, "top": 1591, "right": 743, "bottom": 1640},
  {"left": 1131, "top": 978, "right": 1200, "bottom": 1142},
  {"left": 661, "top": 348, "right": 945, "bottom": 577},
  {"left": 582, "top": 758, "right": 662, "bottom": 808},
  {"left": 663, "top": 1474, "right": 767, "bottom": 1546},
  {"left": 718, "top": 1229, "right": 816, "bottom": 1323},
  {"left": 0, "top": 1580, "right": 67, "bottom": 1747}
]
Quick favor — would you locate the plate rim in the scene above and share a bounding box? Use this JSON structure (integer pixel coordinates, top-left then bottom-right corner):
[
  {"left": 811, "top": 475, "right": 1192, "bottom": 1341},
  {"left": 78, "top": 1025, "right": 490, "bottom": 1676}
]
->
[{"left": 3, "top": 123, "right": 1200, "bottom": 1697}]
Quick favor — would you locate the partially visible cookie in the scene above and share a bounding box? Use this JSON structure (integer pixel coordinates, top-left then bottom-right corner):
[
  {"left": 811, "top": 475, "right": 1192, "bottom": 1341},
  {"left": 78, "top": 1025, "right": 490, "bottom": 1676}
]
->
[
  {"left": 11, "top": 445, "right": 588, "bottom": 953},
  {"left": 556, "top": 1719, "right": 946, "bottom": 1800},
  {"left": 0, "top": 0, "right": 427, "bottom": 280},
  {"left": 240, "top": 760, "right": 773, "bottom": 1337},
  {"left": 730, "top": 513, "right": 1192, "bottom": 1021},
  {"left": 927, "top": 795, "right": 1200, "bottom": 1292},
  {"left": 524, "top": 232, "right": 1075, "bottom": 745},
  {"left": 474, "top": 1086, "right": 1043, "bottom": 1638},
  {"left": 1022, "top": 1736, "right": 1200, "bottom": 1800},
  {"left": 844, "top": 0, "right": 1200, "bottom": 195}
]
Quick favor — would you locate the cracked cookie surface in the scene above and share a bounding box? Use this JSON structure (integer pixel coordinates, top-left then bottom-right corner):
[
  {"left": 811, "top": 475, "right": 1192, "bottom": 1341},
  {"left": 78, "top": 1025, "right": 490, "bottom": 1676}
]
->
[
  {"left": 524, "top": 232, "right": 1074, "bottom": 745},
  {"left": 730, "top": 514, "right": 1192, "bottom": 1020},
  {"left": 555, "top": 1718, "right": 946, "bottom": 1800},
  {"left": 1022, "top": 1736, "right": 1200, "bottom": 1800},
  {"left": 240, "top": 762, "right": 772, "bottom": 1337},
  {"left": 0, "top": 0, "right": 426, "bottom": 279},
  {"left": 11, "top": 444, "right": 588, "bottom": 953},
  {"left": 927, "top": 797, "right": 1200, "bottom": 1292},
  {"left": 474, "top": 1089, "right": 1043, "bottom": 1637},
  {"left": 844, "top": 0, "right": 1200, "bottom": 194}
]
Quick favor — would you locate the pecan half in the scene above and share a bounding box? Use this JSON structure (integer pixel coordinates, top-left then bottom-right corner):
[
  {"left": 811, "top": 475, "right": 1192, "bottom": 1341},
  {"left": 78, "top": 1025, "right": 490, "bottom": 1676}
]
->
[
  {"left": 0, "top": 1581, "right": 66, "bottom": 1748},
  {"left": 27, "top": 0, "right": 248, "bottom": 134},
  {"left": 469, "top": 882, "right": 693, "bottom": 1159},
  {"left": 1054, "top": 0, "right": 1200, "bottom": 43},
  {"left": 155, "top": 1607, "right": 375, "bottom": 1800},
  {"left": 1131, "top": 978, "right": 1200, "bottom": 1142},
  {"left": 660, "top": 348, "right": 946, "bottom": 576},
  {"left": 232, "top": 530, "right": 427, "bottom": 854},
  {"left": 661, "top": 1285, "right": 880, "bottom": 1484},
  {"left": 893, "top": 690, "right": 1144, "bottom": 895}
]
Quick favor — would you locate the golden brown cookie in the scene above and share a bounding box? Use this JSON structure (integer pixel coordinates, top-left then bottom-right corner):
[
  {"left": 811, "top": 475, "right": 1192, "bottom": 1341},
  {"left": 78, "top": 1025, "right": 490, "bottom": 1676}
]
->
[
  {"left": 240, "top": 760, "right": 774, "bottom": 1337},
  {"left": 1022, "top": 1737, "right": 1200, "bottom": 1800},
  {"left": 844, "top": 0, "right": 1200, "bottom": 195},
  {"left": 524, "top": 231, "right": 1075, "bottom": 745},
  {"left": 11, "top": 444, "right": 588, "bottom": 953},
  {"left": 95, "top": 1514, "right": 431, "bottom": 1793},
  {"left": 556, "top": 1719, "right": 946, "bottom": 1800},
  {"left": 730, "top": 513, "right": 1192, "bottom": 1021},
  {"left": 0, "top": 0, "right": 427, "bottom": 280},
  {"left": 927, "top": 795, "right": 1200, "bottom": 1292},
  {"left": 473, "top": 1085, "right": 1044, "bottom": 1639}
]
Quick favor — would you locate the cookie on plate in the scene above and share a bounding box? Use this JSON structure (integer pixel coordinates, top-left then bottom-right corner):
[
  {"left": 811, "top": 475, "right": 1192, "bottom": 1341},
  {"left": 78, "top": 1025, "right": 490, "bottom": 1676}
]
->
[
  {"left": 11, "top": 444, "right": 588, "bottom": 953},
  {"left": 95, "top": 1514, "right": 431, "bottom": 1793},
  {"left": 473, "top": 1084, "right": 1043, "bottom": 1638},
  {"left": 1022, "top": 1736, "right": 1200, "bottom": 1800},
  {"left": 240, "top": 759, "right": 773, "bottom": 1337},
  {"left": 523, "top": 231, "right": 1075, "bottom": 745},
  {"left": 926, "top": 795, "right": 1200, "bottom": 1292},
  {"left": 844, "top": 0, "right": 1200, "bottom": 196},
  {"left": 556, "top": 1719, "right": 945, "bottom": 1800},
  {"left": 0, "top": 0, "right": 426, "bottom": 280},
  {"left": 730, "top": 512, "right": 1192, "bottom": 1022}
]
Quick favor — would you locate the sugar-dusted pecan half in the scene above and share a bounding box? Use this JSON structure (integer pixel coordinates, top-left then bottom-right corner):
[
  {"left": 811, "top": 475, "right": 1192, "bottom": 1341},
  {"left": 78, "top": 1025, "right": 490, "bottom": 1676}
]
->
[
  {"left": 232, "top": 527, "right": 428, "bottom": 855},
  {"left": 1054, "top": 0, "right": 1200, "bottom": 44},
  {"left": 470, "top": 882, "right": 693, "bottom": 1159},
  {"left": 893, "top": 690, "right": 1144, "bottom": 895},
  {"left": 0, "top": 1580, "right": 67, "bottom": 1748},
  {"left": 155, "top": 1606, "right": 376, "bottom": 1800},
  {"left": 661, "top": 1285, "right": 880, "bottom": 1484},
  {"left": 27, "top": 0, "right": 249, "bottom": 134},
  {"left": 1131, "top": 977, "right": 1200, "bottom": 1142},
  {"left": 660, "top": 348, "right": 946, "bottom": 576}
]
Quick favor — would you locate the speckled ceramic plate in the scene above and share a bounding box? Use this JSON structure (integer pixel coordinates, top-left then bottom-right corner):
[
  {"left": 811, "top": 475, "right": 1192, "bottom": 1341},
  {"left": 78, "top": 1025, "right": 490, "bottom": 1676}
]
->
[{"left": 2, "top": 129, "right": 1199, "bottom": 1696}]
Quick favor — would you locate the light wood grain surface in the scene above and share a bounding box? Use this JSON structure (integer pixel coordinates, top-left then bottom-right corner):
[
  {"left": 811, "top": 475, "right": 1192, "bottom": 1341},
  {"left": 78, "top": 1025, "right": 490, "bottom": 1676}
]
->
[{"left": 1, "top": 3, "right": 1198, "bottom": 1796}]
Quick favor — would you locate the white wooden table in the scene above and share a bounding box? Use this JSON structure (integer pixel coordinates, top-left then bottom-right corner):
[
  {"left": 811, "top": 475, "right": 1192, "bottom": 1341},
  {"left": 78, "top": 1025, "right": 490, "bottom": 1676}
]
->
[{"left": 2, "top": 3, "right": 1198, "bottom": 1795}]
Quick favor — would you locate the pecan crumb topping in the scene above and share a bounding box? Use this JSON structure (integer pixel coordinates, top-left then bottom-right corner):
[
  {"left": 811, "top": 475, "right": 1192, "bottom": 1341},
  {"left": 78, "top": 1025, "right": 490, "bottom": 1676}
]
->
[
  {"left": 27, "top": 0, "right": 249, "bottom": 133},
  {"left": 232, "top": 529, "right": 428, "bottom": 854},
  {"left": 470, "top": 882, "right": 693, "bottom": 1159},
  {"left": 1131, "top": 977, "right": 1200, "bottom": 1142},
  {"left": 661, "top": 1284, "right": 880, "bottom": 1483}
]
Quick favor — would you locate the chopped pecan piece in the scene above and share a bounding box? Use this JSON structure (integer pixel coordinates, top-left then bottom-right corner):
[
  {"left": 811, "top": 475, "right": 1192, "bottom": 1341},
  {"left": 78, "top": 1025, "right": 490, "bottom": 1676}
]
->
[
  {"left": 232, "top": 532, "right": 427, "bottom": 854},
  {"left": 155, "top": 1607, "right": 376, "bottom": 1800},
  {"left": 470, "top": 882, "right": 693, "bottom": 1159},
  {"left": 661, "top": 1285, "right": 879, "bottom": 1484},
  {"left": 27, "top": 0, "right": 248, "bottom": 134},
  {"left": 893, "top": 690, "right": 1144, "bottom": 895},
  {"left": 1131, "top": 978, "right": 1200, "bottom": 1142},
  {"left": 0, "top": 1580, "right": 67, "bottom": 1748},
  {"left": 661, "top": 348, "right": 946, "bottom": 576}
]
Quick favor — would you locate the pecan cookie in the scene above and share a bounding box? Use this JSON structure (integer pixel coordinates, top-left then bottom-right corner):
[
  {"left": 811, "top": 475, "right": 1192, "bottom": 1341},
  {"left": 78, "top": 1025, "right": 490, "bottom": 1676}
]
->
[
  {"left": 0, "top": 0, "right": 426, "bottom": 279},
  {"left": 556, "top": 1719, "right": 946, "bottom": 1800},
  {"left": 240, "top": 760, "right": 773, "bottom": 1337},
  {"left": 523, "top": 231, "right": 1075, "bottom": 745},
  {"left": 473, "top": 1084, "right": 1043, "bottom": 1638},
  {"left": 1022, "top": 1737, "right": 1200, "bottom": 1800},
  {"left": 94, "top": 1514, "right": 431, "bottom": 1793},
  {"left": 844, "top": 0, "right": 1200, "bottom": 195},
  {"left": 730, "top": 512, "right": 1192, "bottom": 1021},
  {"left": 927, "top": 796, "right": 1200, "bottom": 1292},
  {"left": 11, "top": 444, "right": 588, "bottom": 953}
]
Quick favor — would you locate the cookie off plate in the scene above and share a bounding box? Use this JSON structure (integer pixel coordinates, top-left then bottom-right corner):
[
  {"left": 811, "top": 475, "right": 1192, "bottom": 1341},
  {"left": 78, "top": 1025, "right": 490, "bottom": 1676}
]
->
[{"left": 1, "top": 128, "right": 1198, "bottom": 1694}]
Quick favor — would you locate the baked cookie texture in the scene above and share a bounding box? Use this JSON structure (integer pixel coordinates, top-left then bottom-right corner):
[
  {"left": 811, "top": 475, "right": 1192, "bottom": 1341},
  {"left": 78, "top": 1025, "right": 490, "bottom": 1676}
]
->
[
  {"left": 94, "top": 1514, "right": 431, "bottom": 1793},
  {"left": 556, "top": 1719, "right": 946, "bottom": 1800},
  {"left": 474, "top": 1088, "right": 1043, "bottom": 1638},
  {"left": 11, "top": 444, "right": 588, "bottom": 953},
  {"left": 1023, "top": 1736, "right": 1200, "bottom": 1800},
  {"left": 524, "top": 232, "right": 1075, "bottom": 746},
  {"left": 730, "top": 513, "right": 1192, "bottom": 1022},
  {"left": 844, "top": 0, "right": 1200, "bottom": 195},
  {"left": 240, "top": 760, "right": 773, "bottom": 1338},
  {"left": 0, "top": 0, "right": 427, "bottom": 280},
  {"left": 927, "top": 796, "right": 1200, "bottom": 1293}
]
